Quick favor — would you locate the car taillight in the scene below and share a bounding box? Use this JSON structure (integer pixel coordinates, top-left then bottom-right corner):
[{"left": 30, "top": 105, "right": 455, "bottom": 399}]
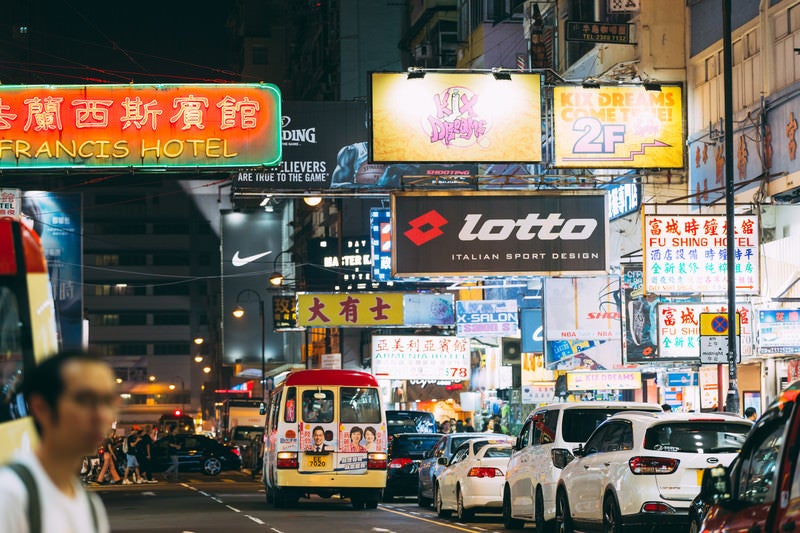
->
[
  {"left": 389, "top": 457, "right": 412, "bottom": 469},
  {"left": 276, "top": 451, "right": 298, "bottom": 469},
  {"left": 231, "top": 447, "right": 241, "bottom": 457},
  {"left": 368, "top": 452, "right": 388, "bottom": 470},
  {"left": 467, "top": 467, "right": 503, "bottom": 478},
  {"left": 629, "top": 456, "right": 679, "bottom": 475},
  {"left": 641, "top": 502, "right": 676, "bottom": 513},
  {"left": 551, "top": 448, "right": 574, "bottom": 469}
]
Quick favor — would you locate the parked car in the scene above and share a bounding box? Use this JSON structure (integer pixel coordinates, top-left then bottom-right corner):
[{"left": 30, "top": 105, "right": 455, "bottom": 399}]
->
[
  {"left": 227, "top": 425, "right": 263, "bottom": 471},
  {"left": 434, "top": 437, "right": 515, "bottom": 521},
  {"left": 151, "top": 433, "right": 242, "bottom": 476},
  {"left": 697, "top": 382, "right": 800, "bottom": 533},
  {"left": 418, "top": 432, "right": 502, "bottom": 507},
  {"left": 384, "top": 432, "right": 442, "bottom": 502},
  {"left": 503, "top": 401, "right": 662, "bottom": 530},
  {"left": 555, "top": 411, "right": 751, "bottom": 533},
  {"left": 386, "top": 410, "right": 436, "bottom": 441}
]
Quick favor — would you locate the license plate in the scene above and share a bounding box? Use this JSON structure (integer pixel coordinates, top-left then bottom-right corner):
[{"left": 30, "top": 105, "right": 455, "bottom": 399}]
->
[{"left": 303, "top": 453, "right": 330, "bottom": 471}]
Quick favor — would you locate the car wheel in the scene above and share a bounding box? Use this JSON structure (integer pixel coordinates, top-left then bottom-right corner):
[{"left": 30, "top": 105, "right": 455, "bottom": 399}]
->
[
  {"left": 503, "top": 486, "right": 524, "bottom": 530},
  {"left": 202, "top": 457, "right": 222, "bottom": 476},
  {"left": 435, "top": 485, "right": 451, "bottom": 518},
  {"left": 689, "top": 516, "right": 701, "bottom": 533},
  {"left": 365, "top": 491, "right": 380, "bottom": 509},
  {"left": 274, "top": 487, "right": 297, "bottom": 508},
  {"left": 382, "top": 488, "right": 394, "bottom": 503},
  {"left": 417, "top": 484, "right": 432, "bottom": 508},
  {"left": 456, "top": 486, "right": 473, "bottom": 521},
  {"left": 555, "top": 489, "right": 574, "bottom": 533},
  {"left": 602, "top": 494, "right": 622, "bottom": 533},
  {"left": 535, "top": 486, "right": 554, "bottom": 533}
]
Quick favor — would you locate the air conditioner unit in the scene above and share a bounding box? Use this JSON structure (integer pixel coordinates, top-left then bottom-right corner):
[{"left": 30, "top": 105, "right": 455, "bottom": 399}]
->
[{"left": 414, "top": 44, "right": 432, "bottom": 61}]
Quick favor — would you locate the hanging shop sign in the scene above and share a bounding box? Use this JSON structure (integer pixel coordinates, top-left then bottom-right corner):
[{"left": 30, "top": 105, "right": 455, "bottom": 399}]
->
[
  {"left": 565, "top": 21, "right": 632, "bottom": 44},
  {"left": 666, "top": 372, "right": 698, "bottom": 387},
  {"left": 605, "top": 180, "right": 641, "bottom": 220},
  {"left": 758, "top": 309, "right": 800, "bottom": 354},
  {"left": 455, "top": 299, "right": 519, "bottom": 337},
  {"left": 657, "top": 303, "right": 753, "bottom": 361},
  {"left": 272, "top": 295, "right": 297, "bottom": 330},
  {"left": 404, "top": 293, "right": 455, "bottom": 326},
  {"left": 544, "top": 276, "right": 622, "bottom": 340},
  {"left": 644, "top": 214, "right": 759, "bottom": 294},
  {"left": 0, "top": 189, "right": 20, "bottom": 217},
  {"left": 370, "top": 72, "right": 542, "bottom": 163},
  {"left": 371, "top": 335, "right": 470, "bottom": 381},
  {"left": 0, "top": 83, "right": 281, "bottom": 169},
  {"left": 520, "top": 308, "right": 544, "bottom": 353},
  {"left": 567, "top": 370, "right": 642, "bottom": 390},
  {"left": 370, "top": 208, "right": 393, "bottom": 282},
  {"left": 553, "top": 85, "right": 683, "bottom": 168},
  {"left": 296, "top": 293, "right": 404, "bottom": 327},
  {"left": 622, "top": 263, "right": 661, "bottom": 362},
  {"left": 392, "top": 191, "right": 608, "bottom": 277}
]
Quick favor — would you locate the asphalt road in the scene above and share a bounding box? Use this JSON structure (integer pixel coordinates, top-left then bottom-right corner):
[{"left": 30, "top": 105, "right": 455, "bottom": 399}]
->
[{"left": 94, "top": 471, "right": 509, "bottom": 533}]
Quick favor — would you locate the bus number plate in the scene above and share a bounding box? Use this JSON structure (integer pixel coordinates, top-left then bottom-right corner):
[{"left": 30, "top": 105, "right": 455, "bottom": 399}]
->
[{"left": 303, "top": 453, "right": 330, "bottom": 471}]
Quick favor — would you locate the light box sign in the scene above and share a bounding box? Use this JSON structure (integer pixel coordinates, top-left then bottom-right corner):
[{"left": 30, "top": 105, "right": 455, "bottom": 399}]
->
[
  {"left": 644, "top": 214, "right": 759, "bottom": 294},
  {"left": 605, "top": 180, "right": 641, "bottom": 220},
  {"left": 758, "top": 309, "right": 800, "bottom": 354},
  {"left": 370, "top": 208, "right": 392, "bottom": 281},
  {"left": 272, "top": 295, "right": 297, "bottom": 330},
  {"left": 296, "top": 293, "right": 404, "bottom": 327},
  {"left": 553, "top": 85, "right": 683, "bottom": 168},
  {"left": 657, "top": 303, "right": 753, "bottom": 360},
  {"left": 370, "top": 72, "right": 542, "bottom": 163},
  {"left": 520, "top": 308, "right": 544, "bottom": 353},
  {"left": 544, "top": 276, "right": 622, "bottom": 340},
  {"left": 371, "top": 335, "right": 470, "bottom": 381},
  {"left": 0, "top": 84, "right": 281, "bottom": 169},
  {"left": 392, "top": 191, "right": 608, "bottom": 277},
  {"left": 403, "top": 293, "right": 455, "bottom": 326},
  {"left": 567, "top": 370, "right": 642, "bottom": 390},
  {"left": 455, "top": 299, "right": 519, "bottom": 337}
]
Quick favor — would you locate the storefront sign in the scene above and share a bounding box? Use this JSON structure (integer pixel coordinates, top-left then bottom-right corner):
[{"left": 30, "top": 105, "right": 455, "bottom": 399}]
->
[
  {"left": 0, "top": 83, "right": 281, "bottom": 169},
  {"left": 522, "top": 384, "right": 555, "bottom": 404},
  {"left": 370, "top": 72, "right": 542, "bottom": 163},
  {"left": 304, "top": 236, "right": 374, "bottom": 291},
  {"left": 392, "top": 191, "right": 608, "bottom": 276},
  {"left": 666, "top": 372, "right": 698, "bottom": 387},
  {"left": 565, "top": 21, "right": 632, "bottom": 44},
  {"left": 320, "top": 353, "right": 342, "bottom": 369},
  {"left": 644, "top": 214, "right": 759, "bottom": 294},
  {"left": 520, "top": 308, "right": 544, "bottom": 353},
  {"left": 0, "top": 189, "right": 20, "bottom": 217},
  {"left": 758, "top": 309, "right": 800, "bottom": 354},
  {"left": 404, "top": 293, "right": 455, "bottom": 326},
  {"left": 456, "top": 299, "right": 519, "bottom": 337},
  {"left": 296, "top": 293, "right": 404, "bottom": 327},
  {"left": 553, "top": 85, "right": 683, "bottom": 168},
  {"left": 371, "top": 335, "right": 470, "bottom": 381},
  {"left": 272, "top": 295, "right": 297, "bottom": 330},
  {"left": 657, "top": 303, "right": 753, "bottom": 360},
  {"left": 544, "top": 277, "right": 622, "bottom": 340},
  {"left": 567, "top": 370, "right": 641, "bottom": 390},
  {"left": 370, "top": 208, "right": 393, "bottom": 282},
  {"left": 605, "top": 181, "right": 641, "bottom": 220}
]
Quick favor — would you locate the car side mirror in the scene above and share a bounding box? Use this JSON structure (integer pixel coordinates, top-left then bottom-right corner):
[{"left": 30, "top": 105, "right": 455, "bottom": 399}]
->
[
  {"left": 437, "top": 457, "right": 448, "bottom": 466},
  {"left": 572, "top": 444, "right": 584, "bottom": 457},
  {"left": 699, "top": 466, "right": 733, "bottom": 504}
]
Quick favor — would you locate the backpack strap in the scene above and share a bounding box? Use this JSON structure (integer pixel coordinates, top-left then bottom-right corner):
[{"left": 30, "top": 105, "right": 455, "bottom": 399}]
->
[{"left": 7, "top": 463, "right": 41, "bottom": 533}]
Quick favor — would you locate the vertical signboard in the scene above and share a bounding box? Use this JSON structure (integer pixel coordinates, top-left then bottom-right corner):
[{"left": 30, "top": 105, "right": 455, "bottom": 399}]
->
[
  {"left": 622, "top": 263, "right": 660, "bottom": 362},
  {"left": 657, "top": 303, "right": 753, "bottom": 360},
  {"left": 370, "top": 208, "right": 393, "bottom": 281},
  {"left": 644, "top": 214, "right": 759, "bottom": 294}
]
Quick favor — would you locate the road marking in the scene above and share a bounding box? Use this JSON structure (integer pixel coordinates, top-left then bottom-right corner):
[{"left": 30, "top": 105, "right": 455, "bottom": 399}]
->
[
  {"left": 211, "top": 496, "right": 223, "bottom": 504},
  {"left": 378, "top": 507, "right": 479, "bottom": 533},
  {"left": 182, "top": 484, "right": 197, "bottom": 491},
  {"left": 225, "top": 505, "right": 240, "bottom": 513},
  {"left": 198, "top": 491, "right": 210, "bottom": 497},
  {"left": 269, "top": 528, "right": 283, "bottom": 533},
  {"left": 141, "top": 491, "right": 157, "bottom": 496},
  {"left": 472, "top": 528, "right": 487, "bottom": 531},
  {"left": 245, "top": 515, "right": 265, "bottom": 525}
]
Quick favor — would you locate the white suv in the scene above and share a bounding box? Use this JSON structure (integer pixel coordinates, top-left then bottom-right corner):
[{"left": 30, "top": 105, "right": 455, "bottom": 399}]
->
[
  {"left": 555, "top": 411, "right": 751, "bottom": 533},
  {"left": 503, "top": 401, "right": 661, "bottom": 531}
]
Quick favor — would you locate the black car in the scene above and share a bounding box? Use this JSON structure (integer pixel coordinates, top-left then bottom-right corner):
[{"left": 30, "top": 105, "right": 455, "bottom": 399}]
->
[
  {"left": 384, "top": 432, "right": 442, "bottom": 502},
  {"left": 150, "top": 434, "right": 241, "bottom": 476},
  {"left": 386, "top": 410, "right": 437, "bottom": 441}
]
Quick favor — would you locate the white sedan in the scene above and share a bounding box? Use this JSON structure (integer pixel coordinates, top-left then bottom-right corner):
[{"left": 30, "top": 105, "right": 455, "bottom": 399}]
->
[{"left": 435, "top": 436, "right": 515, "bottom": 521}]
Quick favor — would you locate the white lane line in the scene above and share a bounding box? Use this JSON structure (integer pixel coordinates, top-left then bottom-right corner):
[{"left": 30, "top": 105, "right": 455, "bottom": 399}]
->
[
  {"left": 225, "top": 505, "right": 240, "bottom": 513},
  {"left": 269, "top": 528, "right": 283, "bottom": 533},
  {"left": 198, "top": 490, "right": 210, "bottom": 497},
  {"left": 211, "top": 496, "right": 223, "bottom": 503},
  {"left": 245, "top": 515, "right": 265, "bottom": 525},
  {"left": 180, "top": 483, "right": 195, "bottom": 491},
  {"left": 473, "top": 528, "right": 487, "bottom": 531}
]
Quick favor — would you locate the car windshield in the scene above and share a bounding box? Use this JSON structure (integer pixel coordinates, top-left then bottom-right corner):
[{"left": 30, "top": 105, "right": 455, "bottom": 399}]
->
[
  {"left": 561, "top": 408, "right": 646, "bottom": 443},
  {"left": 644, "top": 422, "right": 751, "bottom": 453},
  {"left": 482, "top": 446, "right": 512, "bottom": 458},
  {"left": 390, "top": 435, "right": 440, "bottom": 458},
  {"left": 232, "top": 427, "right": 262, "bottom": 440},
  {"left": 387, "top": 411, "right": 436, "bottom": 435}
]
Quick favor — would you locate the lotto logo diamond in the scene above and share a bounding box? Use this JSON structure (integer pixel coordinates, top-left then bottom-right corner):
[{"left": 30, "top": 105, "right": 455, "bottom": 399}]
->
[{"left": 403, "top": 210, "right": 448, "bottom": 246}]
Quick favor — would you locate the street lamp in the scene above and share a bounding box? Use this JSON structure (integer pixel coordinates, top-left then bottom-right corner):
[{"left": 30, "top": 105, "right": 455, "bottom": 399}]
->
[
  {"left": 268, "top": 250, "right": 292, "bottom": 287},
  {"left": 233, "top": 288, "right": 266, "bottom": 400},
  {"left": 168, "top": 377, "right": 186, "bottom": 411}
]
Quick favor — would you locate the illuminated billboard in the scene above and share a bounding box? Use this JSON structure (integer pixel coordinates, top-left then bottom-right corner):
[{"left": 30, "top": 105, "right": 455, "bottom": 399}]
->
[
  {"left": 370, "top": 72, "right": 542, "bottom": 163},
  {"left": 0, "top": 83, "right": 281, "bottom": 169},
  {"left": 553, "top": 85, "right": 683, "bottom": 168}
]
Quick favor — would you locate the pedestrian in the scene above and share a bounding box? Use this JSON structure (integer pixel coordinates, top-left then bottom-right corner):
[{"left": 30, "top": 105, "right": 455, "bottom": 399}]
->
[
  {"left": 136, "top": 424, "right": 156, "bottom": 483},
  {"left": 95, "top": 429, "right": 121, "bottom": 484},
  {"left": 439, "top": 419, "right": 451, "bottom": 434},
  {"left": 744, "top": 406, "right": 758, "bottom": 421},
  {"left": 463, "top": 417, "right": 475, "bottom": 432},
  {"left": 0, "top": 350, "right": 114, "bottom": 532},
  {"left": 163, "top": 425, "right": 182, "bottom": 481},
  {"left": 455, "top": 420, "right": 464, "bottom": 432},
  {"left": 122, "top": 428, "right": 142, "bottom": 484}
]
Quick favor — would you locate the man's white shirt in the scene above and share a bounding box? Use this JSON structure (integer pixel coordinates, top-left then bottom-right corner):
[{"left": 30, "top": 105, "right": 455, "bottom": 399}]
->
[{"left": 0, "top": 451, "right": 110, "bottom": 533}]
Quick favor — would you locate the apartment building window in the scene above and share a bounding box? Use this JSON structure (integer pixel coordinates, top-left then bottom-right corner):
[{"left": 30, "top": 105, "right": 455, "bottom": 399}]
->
[
  {"left": 152, "top": 284, "right": 190, "bottom": 296},
  {"left": 152, "top": 253, "right": 190, "bottom": 266},
  {"left": 153, "top": 343, "right": 190, "bottom": 356},
  {"left": 152, "top": 222, "right": 190, "bottom": 234},
  {"left": 154, "top": 312, "right": 190, "bottom": 325},
  {"left": 119, "top": 313, "right": 147, "bottom": 326}
]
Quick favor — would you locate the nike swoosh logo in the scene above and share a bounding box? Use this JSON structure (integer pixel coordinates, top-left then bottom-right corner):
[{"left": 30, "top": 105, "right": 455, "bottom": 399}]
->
[{"left": 232, "top": 250, "right": 272, "bottom": 267}]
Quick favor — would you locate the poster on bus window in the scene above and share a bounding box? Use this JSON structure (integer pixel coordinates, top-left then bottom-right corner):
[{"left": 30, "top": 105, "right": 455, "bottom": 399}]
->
[
  {"left": 299, "top": 423, "right": 338, "bottom": 452},
  {"left": 338, "top": 424, "right": 385, "bottom": 453}
]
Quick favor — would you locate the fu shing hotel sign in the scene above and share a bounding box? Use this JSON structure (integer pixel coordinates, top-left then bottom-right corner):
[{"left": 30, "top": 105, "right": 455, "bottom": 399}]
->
[
  {"left": 370, "top": 72, "right": 542, "bottom": 163},
  {"left": 391, "top": 191, "right": 608, "bottom": 277},
  {"left": 0, "top": 83, "right": 281, "bottom": 169}
]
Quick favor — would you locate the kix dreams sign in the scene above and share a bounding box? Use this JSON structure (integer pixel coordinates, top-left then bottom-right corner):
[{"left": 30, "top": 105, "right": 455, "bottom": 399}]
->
[{"left": 0, "top": 84, "right": 281, "bottom": 169}]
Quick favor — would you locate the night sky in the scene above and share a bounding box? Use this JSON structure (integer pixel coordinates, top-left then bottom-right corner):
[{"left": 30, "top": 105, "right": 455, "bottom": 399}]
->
[{"left": 2, "top": 1, "right": 240, "bottom": 85}]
